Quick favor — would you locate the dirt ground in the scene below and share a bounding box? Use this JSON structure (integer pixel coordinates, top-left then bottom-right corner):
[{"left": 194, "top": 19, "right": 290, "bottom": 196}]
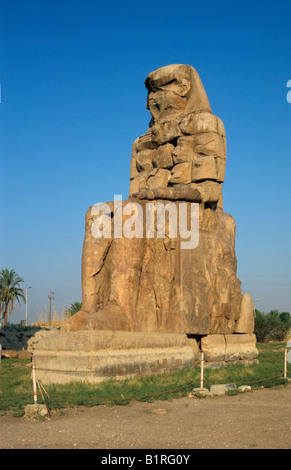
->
[{"left": 1, "top": 383, "right": 290, "bottom": 450}]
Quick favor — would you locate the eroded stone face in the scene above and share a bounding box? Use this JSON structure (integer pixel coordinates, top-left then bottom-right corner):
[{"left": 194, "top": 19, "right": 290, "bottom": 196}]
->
[
  {"left": 145, "top": 66, "right": 192, "bottom": 122},
  {"left": 145, "top": 64, "right": 212, "bottom": 121},
  {"left": 129, "top": 64, "right": 226, "bottom": 208}
]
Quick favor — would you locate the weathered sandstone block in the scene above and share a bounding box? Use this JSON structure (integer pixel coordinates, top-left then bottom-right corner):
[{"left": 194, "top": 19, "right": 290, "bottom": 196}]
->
[
  {"left": 170, "top": 162, "right": 192, "bottom": 184},
  {"left": 180, "top": 112, "right": 219, "bottom": 135},
  {"left": 152, "top": 143, "right": 174, "bottom": 169},
  {"left": 225, "top": 334, "right": 258, "bottom": 361},
  {"left": 201, "top": 334, "right": 258, "bottom": 362},
  {"left": 136, "top": 149, "right": 154, "bottom": 172},
  {"left": 201, "top": 335, "right": 225, "bottom": 362},
  {"left": 172, "top": 136, "right": 196, "bottom": 164},
  {"left": 192, "top": 156, "right": 217, "bottom": 182},
  {"left": 63, "top": 201, "right": 243, "bottom": 336},
  {"left": 31, "top": 330, "right": 201, "bottom": 384},
  {"left": 194, "top": 132, "right": 226, "bottom": 158},
  {"left": 234, "top": 294, "right": 255, "bottom": 334}
]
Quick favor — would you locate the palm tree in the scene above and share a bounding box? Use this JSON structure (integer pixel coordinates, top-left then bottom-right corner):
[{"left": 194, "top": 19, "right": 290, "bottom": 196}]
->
[
  {"left": 0, "top": 269, "right": 26, "bottom": 326},
  {"left": 67, "top": 301, "right": 82, "bottom": 316}
]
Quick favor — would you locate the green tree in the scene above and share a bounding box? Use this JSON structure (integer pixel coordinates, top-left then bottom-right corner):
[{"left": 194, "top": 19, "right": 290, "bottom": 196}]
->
[
  {"left": 0, "top": 269, "right": 26, "bottom": 327},
  {"left": 279, "top": 312, "right": 291, "bottom": 323},
  {"left": 67, "top": 301, "right": 82, "bottom": 316},
  {"left": 254, "top": 309, "right": 291, "bottom": 342}
]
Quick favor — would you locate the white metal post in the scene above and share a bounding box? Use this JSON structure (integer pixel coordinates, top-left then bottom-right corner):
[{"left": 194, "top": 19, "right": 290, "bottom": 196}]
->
[
  {"left": 200, "top": 352, "right": 204, "bottom": 389},
  {"left": 32, "top": 359, "right": 38, "bottom": 405}
]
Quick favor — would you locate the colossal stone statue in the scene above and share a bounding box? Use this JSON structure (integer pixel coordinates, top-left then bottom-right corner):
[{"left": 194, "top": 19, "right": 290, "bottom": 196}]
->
[
  {"left": 31, "top": 65, "right": 258, "bottom": 384},
  {"left": 62, "top": 64, "right": 255, "bottom": 340}
]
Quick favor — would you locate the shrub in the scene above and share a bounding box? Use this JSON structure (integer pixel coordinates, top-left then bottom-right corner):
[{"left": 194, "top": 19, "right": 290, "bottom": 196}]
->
[
  {"left": 254, "top": 309, "right": 291, "bottom": 342},
  {"left": 279, "top": 312, "right": 291, "bottom": 323}
]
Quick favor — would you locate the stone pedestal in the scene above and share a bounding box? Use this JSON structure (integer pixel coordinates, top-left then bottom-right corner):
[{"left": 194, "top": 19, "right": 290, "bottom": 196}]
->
[{"left": 30, "top": 330, "right": 258, "bottom": 385}]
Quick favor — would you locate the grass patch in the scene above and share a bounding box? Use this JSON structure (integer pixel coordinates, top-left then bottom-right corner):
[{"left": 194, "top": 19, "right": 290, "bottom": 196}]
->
[
  {"left": 0, "top": 358, "right": 33, "bottom": 412},
  {"left": 0, "top": 342, "right": 290, "bottom": 416},
  {"left": 44, "top": 369, "right": 202, "bottom": 409}
]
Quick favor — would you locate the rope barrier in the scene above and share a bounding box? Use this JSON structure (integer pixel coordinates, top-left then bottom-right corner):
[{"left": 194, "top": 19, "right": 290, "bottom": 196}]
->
[
  {"left": 0, "top": 346, "right": 290, "bottom": 406},
  {"left": 0, "top": 382, "right": 197, "bottom": 403},
  {"left": 0, "top": 372, "right": 289, "bottom": 403},
  {"left": 0, "top": 393, "right": 35, "bottom": 401},
  {"left": 2, "top": 353, "right": 287, "bottom": 375},
  {"left": 41, "top": 382, "right": 196, "bottom": 402},
  {"left": 1, "top": 361, "right": 199, "bottom": 375}
]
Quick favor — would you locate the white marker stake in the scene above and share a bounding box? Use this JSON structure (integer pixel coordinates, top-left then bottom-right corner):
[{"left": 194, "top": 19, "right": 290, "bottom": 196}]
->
[
  {"left": 32, "top": 359, "right": 38, "bottom": 404},
  {"left": 200, "top": 352, "right": 204, "bottom": 389}
]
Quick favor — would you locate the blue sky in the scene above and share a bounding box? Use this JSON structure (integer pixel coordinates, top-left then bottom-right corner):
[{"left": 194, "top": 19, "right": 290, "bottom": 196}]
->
[{"left": 1, "top": 0, "right": 291, "bottom": 324}]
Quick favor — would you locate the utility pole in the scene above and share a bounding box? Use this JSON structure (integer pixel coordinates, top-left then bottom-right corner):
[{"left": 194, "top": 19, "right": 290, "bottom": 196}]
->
[
  {"left": 48, "top": 291, "right": 55, "bottom": 325},
  {"left": 25, "top": 287, "right": 32, "bottom": 326}
]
